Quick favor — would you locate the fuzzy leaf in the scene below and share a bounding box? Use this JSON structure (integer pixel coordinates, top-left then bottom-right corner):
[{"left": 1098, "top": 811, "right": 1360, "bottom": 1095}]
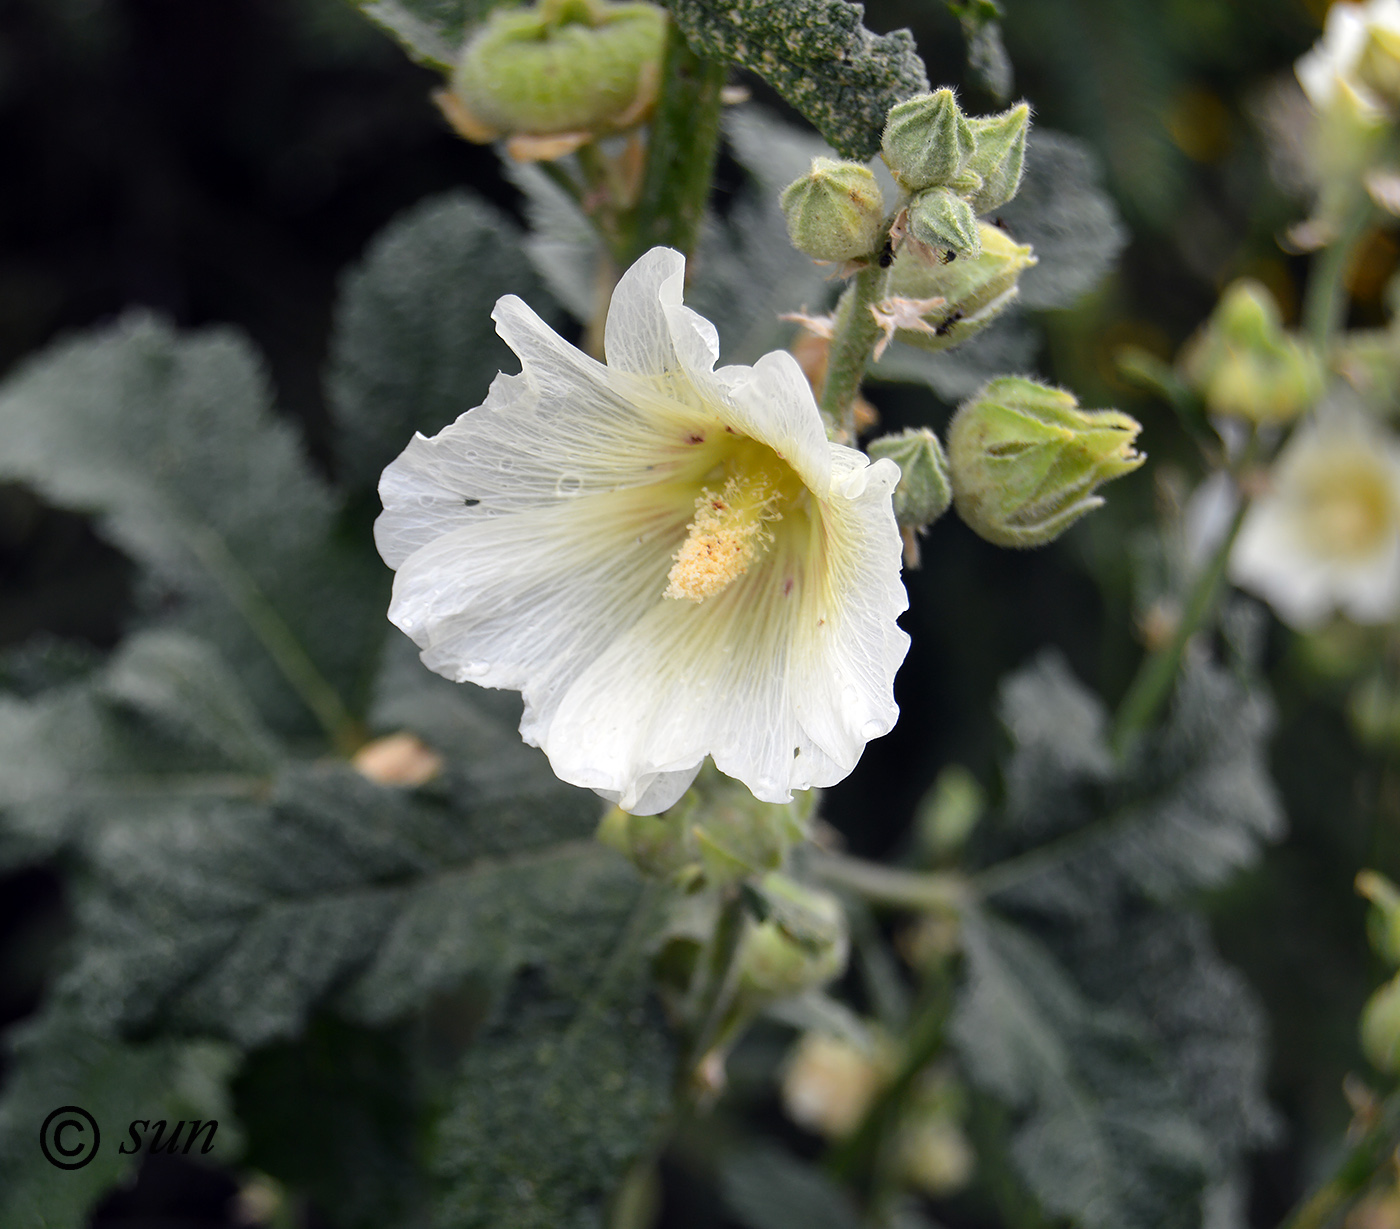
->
[
  {"left": 428, "top": 886, "right": 674, "bottom": 1229},
  {"left": 721, "top": 1144, "right": 862, "bottom": 1229},
  {"left": 59, "top": 758, "right": 608, "bottom": 1047},
  {"left": 0, "top": 1008, "right": 240, "bottom": 1229},
  {"left": 328, "top": 191, "right": 556, "bottom": 494},
  {"left": 0, "top": 317, "right": 384, "bottom": 739},
  {"left": 951, "top": 911, "right": 1210, "bottom": 1229},
  {"left": 659, "top": 0, "right": 928, "bottom": 161}
]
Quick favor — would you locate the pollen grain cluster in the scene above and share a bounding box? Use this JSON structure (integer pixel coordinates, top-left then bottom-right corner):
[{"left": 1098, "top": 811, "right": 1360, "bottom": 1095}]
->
[{"left": 665, "top": 477, "right": 779, "bottom": 602}]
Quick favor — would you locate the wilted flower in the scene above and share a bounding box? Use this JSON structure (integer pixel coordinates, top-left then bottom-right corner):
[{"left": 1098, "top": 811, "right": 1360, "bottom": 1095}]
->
[
  {"left": 1297, "top": 0, "right": 1400, "bottom": 119},
  {"left": 376, "top": 248, "right": 909, "bottom": 814},
  {"left": 1232, "top": 409, "right": 1400, "bottom": 628}
]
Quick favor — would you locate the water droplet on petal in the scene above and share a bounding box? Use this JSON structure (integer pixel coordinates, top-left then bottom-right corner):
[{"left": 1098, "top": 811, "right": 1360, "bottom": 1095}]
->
[
  {"left": 555, "top": 473, "right": 583, "bottom": 497},
  {"left": 861, "top": 718, "right": 884, "bottom": 739}
]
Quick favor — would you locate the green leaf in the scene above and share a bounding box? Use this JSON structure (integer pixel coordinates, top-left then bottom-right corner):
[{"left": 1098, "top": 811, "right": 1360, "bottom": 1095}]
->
[
  {"left": 948, "top": 0, "right": 1012, "bottom": 102},
  {"left": 346, "top": 0, "right": 514, "bottom": 70},
  {"left": 0, "top": 1007, "right": 240, "bottom": 1229},
  {"left": 0, "top": 316, "right": 382, "bottom": 741},
  {"left": 428, "top": 885, "right": 674, "bottom": 1229},
  {"left": 950, "top": 910, "right": 1210, "bottom": 1229},
  {"left": 658, "top": 0, "right": 928, "bottom": 161},
  {"left": 720, "top": 1144, "right": 862, "bottom": 1229},
  {"left": 327, "top": 190, "right": 556, "bottom": 494},
  {"left": 0, "top": 631, "right": 282, "bottom": 871},
  {"left": 60, "top": 757, "right": 608, "bottom": 1047}
]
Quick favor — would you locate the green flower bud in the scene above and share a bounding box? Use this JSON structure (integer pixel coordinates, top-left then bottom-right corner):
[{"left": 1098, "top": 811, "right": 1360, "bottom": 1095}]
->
[
  {"left": 882, "top": 220, "right": 1036, "bottom": 353},
  {"left": 736, "top": 874, "right": 848, "bottom": 1002},
  {"left": 1179, "top": 280, "right": 1324, "bottom": 424},
  {"left": 1363, "top": 972, "right": 1400, "bottom": 1073},
  {"left": 882, "top": 89, "right": 976, "bottom": 191},
  {"left": 1359, "top": 869, "right": 1400, "bottom": 967},
  {"left": 596, "top": 761, "right": 812, "bottom": 887},
  {"left": 907, "top": 188, "right": 982, "bottom": 259},
  {"left": 1359, "top": 25, "right": 1400, "bottom": 110},
  {"left": 780, "top": 157, "right": 886, "bottom": 263},
  {"left": 867, "top": 428, "right": 953, "bottom": 531},
  {"left": 947, "top": 377, "right": 1145, "bottom": 548},
  {"left": 913, "top": 764, "right": 984, "bottom": 861},
  {"left": 450, "top": 0, "right": 666, "bottom": 141},
  {"left": 965, "top": 102, "right": 1030, "bottom": 213}
]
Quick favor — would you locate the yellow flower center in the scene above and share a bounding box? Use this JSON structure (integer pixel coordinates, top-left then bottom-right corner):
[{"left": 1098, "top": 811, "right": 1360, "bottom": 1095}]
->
[
  {"left": 1299, "top": 455, "right": 1397, "bottom": 558},
  {"left": 664, "top": 441, "right": 801, "bottom": 603}
]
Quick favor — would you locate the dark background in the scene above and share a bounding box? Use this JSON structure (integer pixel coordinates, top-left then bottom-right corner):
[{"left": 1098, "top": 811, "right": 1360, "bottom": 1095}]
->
[{"left": 0, "top": 0, "right": 1379, "bottom": 1223}]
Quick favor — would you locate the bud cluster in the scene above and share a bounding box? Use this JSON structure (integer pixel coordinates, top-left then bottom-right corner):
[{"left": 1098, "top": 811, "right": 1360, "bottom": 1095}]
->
[
  {"left": 1179, "top": 279, "right": 1324, "bottom": 424},
  {"left": 882, "top": 90, "right": 1030, "bottom": 261}
]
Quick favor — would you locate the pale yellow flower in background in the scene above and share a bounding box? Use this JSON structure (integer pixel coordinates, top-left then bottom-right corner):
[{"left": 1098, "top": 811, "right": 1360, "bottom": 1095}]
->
[
  {"left": 1297, "top": 0, "right": 1400, "bottom": 119},
  {"left": 781, "top": 1032, "right": 885, "bottom": 1139},
  {"left": 375, "top": 248, "right": 909, "bottom": 815},
  {"left": 1231, "top": 408, "right": 1400, "bottom": 629}
]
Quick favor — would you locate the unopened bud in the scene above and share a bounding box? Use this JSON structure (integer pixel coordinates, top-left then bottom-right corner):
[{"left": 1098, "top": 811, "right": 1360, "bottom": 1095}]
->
[
  {"left": 737, "top": 874, "right": 848, "bottom": 1002},
  {"left": 898, "top": 1121, "right": 975, "bottom": 1195},
  {"left": 867, "top": 428, "right": 953, "bottom": 530},
  {"left": 1363, "top": 972, "right": 1400, "bottom": 1073},
  {"left": 947, "top": 377, "right": 1145, "bottom": 548},
  {"left": 882, "top": 89, "right": 975, "bottom": 191},
  {"left": 1359, "top": 24, "right": 1400, "bottom": 109},
  {"left": 907, "top": 188, "right": 982, "bottom": 259},
  {"left": 781, "top": 158, "right": 886, "bottom": 263},
  {"left": 914, "top": 764, "right": 984, "bottom": 860},
  {"left": 1359, "top": 870, "right": 1400, "bottom": 967},
  {"left": 882, "top": 220, "right": 1036, "bottom": 353},
  {"left": 781, "top": 1032, "right": 887, "bottom": 1139},
  {"left": 965, "top": 102, "right": 1030, "bottom": 213},
  {"left": 1179, "top": 280, "right": 1324, "bottom": 424},
  {"left": 450, "top": 0, "right": 665, "bottom": 142}
]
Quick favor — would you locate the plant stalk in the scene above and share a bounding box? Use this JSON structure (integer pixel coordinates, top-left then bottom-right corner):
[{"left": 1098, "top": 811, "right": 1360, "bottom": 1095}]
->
[{"left": 818, "top": 262, "right": 889, "bottom": 442}]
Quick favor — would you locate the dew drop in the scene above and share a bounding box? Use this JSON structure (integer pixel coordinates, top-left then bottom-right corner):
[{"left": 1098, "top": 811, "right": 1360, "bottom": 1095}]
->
[
  {"left": 554, "top": 473, "right": 583, "bottom": 497},
  {"left": 861, "top": 719, "right": 884, "bottom": 739}
]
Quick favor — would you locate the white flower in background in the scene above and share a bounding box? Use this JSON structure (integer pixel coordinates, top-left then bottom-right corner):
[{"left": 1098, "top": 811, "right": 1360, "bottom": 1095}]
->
[
  {"left": 376, "top": 248, "right": 909, "bottom": 815},
  {"left": 1297, "top": 0, "right": 1400, "bottom": 119},
  {"left": 1231, "top": 409, "right": 1400, "bottom": 629}
]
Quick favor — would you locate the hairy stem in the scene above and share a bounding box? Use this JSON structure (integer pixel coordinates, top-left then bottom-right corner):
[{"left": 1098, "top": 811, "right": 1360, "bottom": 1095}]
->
[
  {"left": 1303, "top": 200, "right": 1371, "bottom": 351},
  {"left": 1278, "top": 1087, "right": 1400, "bottom": 1229},
  {"left": 818, "top": 262, "right": 889, "bottom": 442},
  {"left": 808, "top": 849, "right": 970, "bottom": 912},
  {"left": 627, "top": 20, "right": 726, "bottom": 267}
]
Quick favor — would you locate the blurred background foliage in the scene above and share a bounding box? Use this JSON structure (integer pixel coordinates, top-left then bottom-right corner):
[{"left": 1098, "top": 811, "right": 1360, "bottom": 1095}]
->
[{"left": 0, "top": 0, "right": 1378, "bottom": 1223}]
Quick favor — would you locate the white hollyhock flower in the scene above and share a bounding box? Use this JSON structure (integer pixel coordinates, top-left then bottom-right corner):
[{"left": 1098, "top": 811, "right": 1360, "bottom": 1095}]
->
[
  {"left": 375, "top": 247, "right": 909, "bottom": 814},
  {"left": 1297, "top": 0, "right": 1400, "bottom": 118},
  {"left": 1231, "top": 408, "right": 1400, "bottom": 629}
]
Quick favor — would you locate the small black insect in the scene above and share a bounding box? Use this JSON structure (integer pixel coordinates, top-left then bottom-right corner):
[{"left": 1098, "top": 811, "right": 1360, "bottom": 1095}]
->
[
  {"left": 993, "top": 216, "right": 1008, "bottom": 231},
  {"left": 940, "top": 248, "right": 957, "bottom": 264},
  {"left": 878, "top": 234, "right": 895, "bottom": 268},
  {"left": 934, "top": 309, "right": 964, "bottom": 337}
]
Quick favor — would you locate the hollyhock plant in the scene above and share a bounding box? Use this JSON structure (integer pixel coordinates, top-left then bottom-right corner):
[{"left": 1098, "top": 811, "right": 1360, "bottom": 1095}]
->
[{"left": 376, "top": 247, "right": 909, "bottom": 814}]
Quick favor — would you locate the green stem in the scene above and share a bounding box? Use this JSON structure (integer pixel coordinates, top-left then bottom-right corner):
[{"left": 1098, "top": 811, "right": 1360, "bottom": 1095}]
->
[
  {"left": 182, "top": 524, "right": 363, "bottom": 754},
  {"left": 808, "top": 849, "right": 970, "bottom": 913},
  {"left": 1303, "top": 200, "right": 1371, "bottom": 351},
  {"left": 1277, "top": 1086, "right": 1400, "bottom": 1229},
  {"left": 1108, "top": 494, "right": 1249, "bottom": 757},
  {"left": 818, "top": 263, "right": 889, "bottom": 442},
  {"left": 627, "top": 20, "right": 726, "bottom": 267},
  {"left": 681, "top": 888, "right": 748, "bottom": 1088}
]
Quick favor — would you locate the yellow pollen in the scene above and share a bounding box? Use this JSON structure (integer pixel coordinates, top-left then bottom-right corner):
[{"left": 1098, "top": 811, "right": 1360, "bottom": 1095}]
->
[{"left": 665, "top": 475, "right": 780, "bottom": 602}]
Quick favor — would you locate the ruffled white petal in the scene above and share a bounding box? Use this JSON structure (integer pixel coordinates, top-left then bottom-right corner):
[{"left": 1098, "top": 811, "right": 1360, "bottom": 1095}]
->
[{"left": 376, "top": 246, "right": 910, "bottom": 813}]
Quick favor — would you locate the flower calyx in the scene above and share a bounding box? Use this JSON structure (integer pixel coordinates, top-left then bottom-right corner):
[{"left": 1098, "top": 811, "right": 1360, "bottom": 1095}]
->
[
  {"left": 734, "top": 872, "right": 849, "bottom": 1004},
  {"left": 867, "top": 428, "right": 953, "bottom": 565},
  {"left": 781, "top": 157, "right": 887, "bottom": 263},
  {"left": 1179, "top": 279, "right": 1324, "bottom": 425},
  {"left": 947, "top": 376, "right": 1145, "bottom": 548},
  {"left": 442, "top": 0, "right": 666, "bottom": 158}
]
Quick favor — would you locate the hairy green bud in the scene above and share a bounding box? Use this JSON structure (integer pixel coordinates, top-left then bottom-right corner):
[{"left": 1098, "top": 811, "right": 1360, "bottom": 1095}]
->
[
  {"left": 867, "top": 428, "right": 953, "bottom": 529},
  {"left": 1179, "top": 279, "right": 1324, "bottom": 424},
  {"left": 882, "top": 89, "right": 975, "bottom": 191},
  {"left": 883, "top": 220, "right": 1036, "bottom": 352},
  {"left": 947, "top": 377, "right": 1145, "bottom": 548},
  {"left": 1359, "top": 869, "right": 1400, "bottom": 967},
  {"left": 736, "top": 874, "right": 848, "bottom": 1002},
  {"left": 907, "top": 187, "right": 982, "bottom": 259},
  {"left": 450, "top": 0, "right": 665, "bottom": 141},
  {"left": 964, "top": 102, "right": 1030, "bottom": 213},
  {"left": 1363, "top": 971, "right": 1400, "bottom": 1073},
  {"left": 781, "top": 157, "right": 886, "bottom": 262},
  {"left": 913, "top": 764, "right": 984, "bottom": 860}
]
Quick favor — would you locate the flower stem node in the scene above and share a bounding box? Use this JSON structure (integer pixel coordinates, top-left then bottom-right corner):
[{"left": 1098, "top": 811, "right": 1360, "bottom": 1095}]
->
[
  {"left": 906, "top": 188, "right": 982, "bottom": 260},
  {"left": 964, "top": 102, "right": 1031, "bottom": 214},
  {"left": 1179, "top": 279, "right": 1324, "bottom": 425},
  {"left": 947, "top": 377, "right": 1145, "bottom": 548},
  {"left": 735, "top": 873, "right": 849, "bottom": 1003},
  {"left": 882, "top": 89, "right": 976, "bottom": 192},
  {"left": 880, "top": 220, "right": 1036, "bottom": 353},
  {"left": 596, "top": 761, "right": 814, "bottom": 887},
  {"left": 866, "top": 428, "right": 953, "bottom": 532},
  {"left": 1362, "top": 971, "right": 1400, "bottom": 1073},
  {"left": 781, "top": 157, "right": 886, "bottom": 263},
  {"left": 447, "top": 0, "right": 666, "bottom": 147}
]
